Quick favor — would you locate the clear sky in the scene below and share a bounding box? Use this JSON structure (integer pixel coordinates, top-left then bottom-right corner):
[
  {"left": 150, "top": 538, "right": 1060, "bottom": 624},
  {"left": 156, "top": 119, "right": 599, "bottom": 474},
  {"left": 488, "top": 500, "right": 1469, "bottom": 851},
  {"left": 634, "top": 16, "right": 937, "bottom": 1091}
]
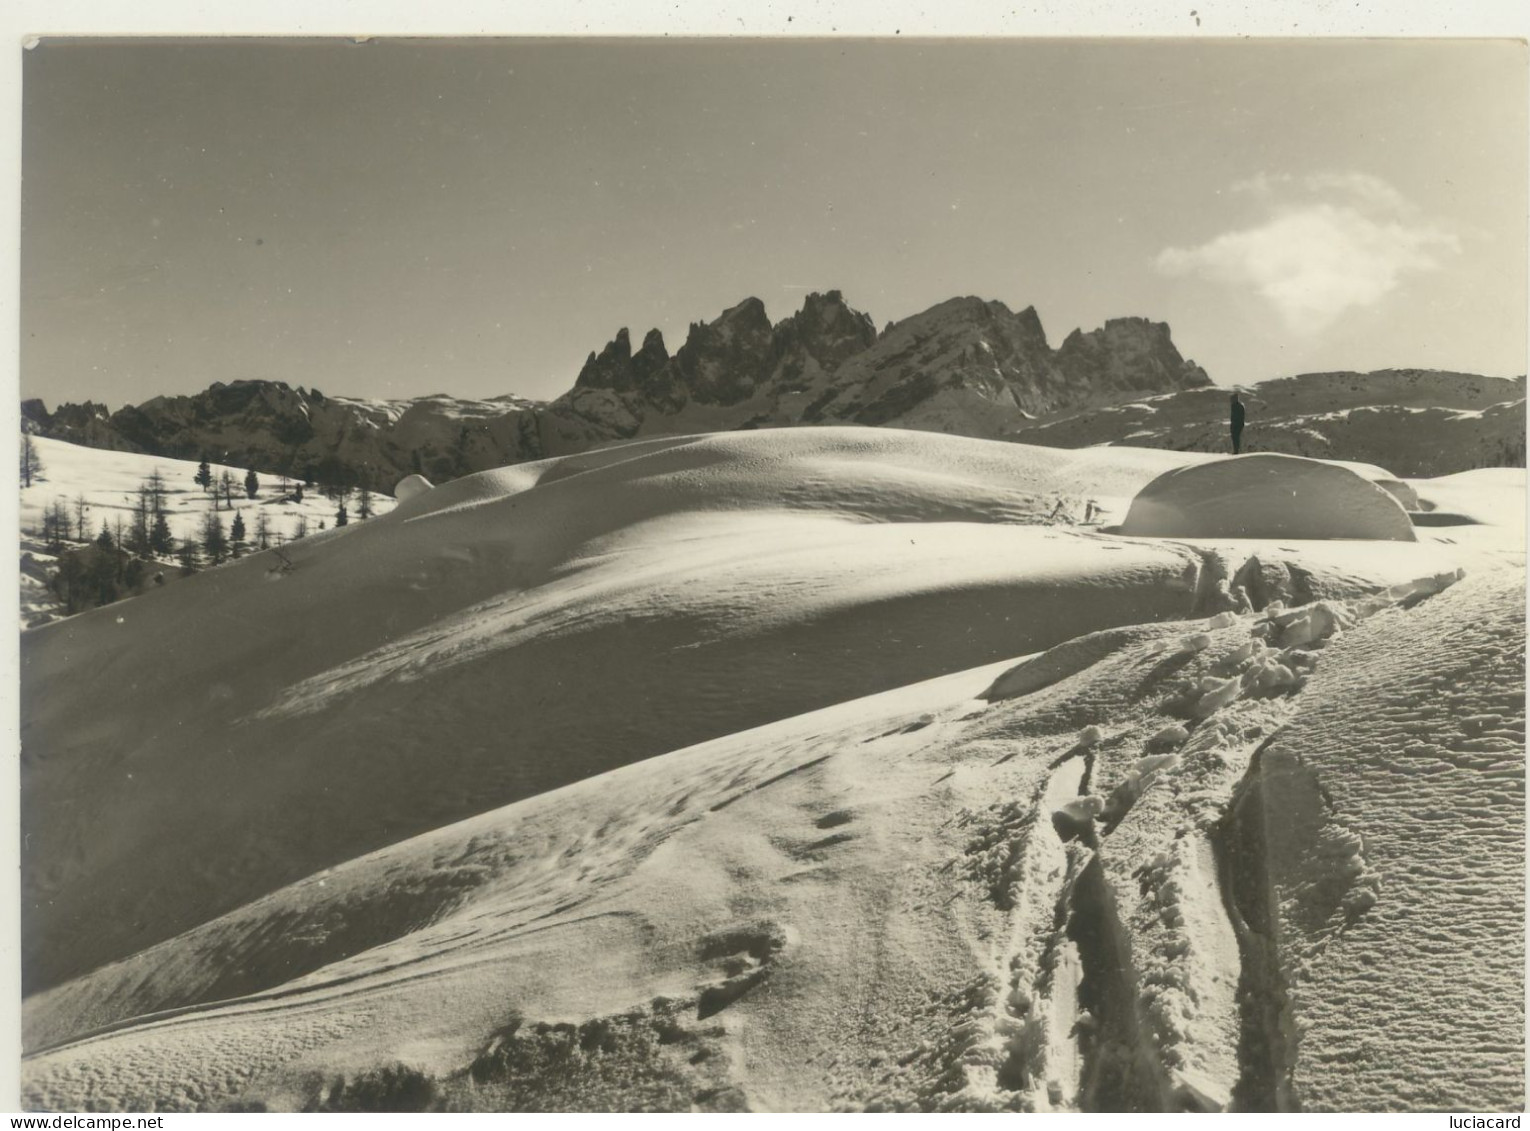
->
[{"left": 20, "top": 37, "right": 1528, "bottom": 408}]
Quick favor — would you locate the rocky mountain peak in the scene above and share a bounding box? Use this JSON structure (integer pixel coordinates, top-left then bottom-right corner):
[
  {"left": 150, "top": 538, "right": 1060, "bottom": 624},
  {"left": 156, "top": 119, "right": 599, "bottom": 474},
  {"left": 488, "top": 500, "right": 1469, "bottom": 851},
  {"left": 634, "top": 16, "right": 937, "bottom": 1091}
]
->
[
  {"left": 671, "top": 298, "right": 777, "bottom": 405},
  {"left": 574, "top": 328, "right": 637, "bottom": 392},
  {"left": 638, "top": 328, "right": 668, "bottom": 358},
  {"left": 1055, "top": 317, "right": 1210, "bottom": 395},
  {"left": 572, "top": 325, "right": 673, "bottom": 396},
  {"left": 711, "top": 296, "right": 772, "bottom": 338},
  {"left": 772, "top": 290, "right": 878, "bottom": 374},
  {"left": 1014, "top": 304, "right": 1047, "bottom": 345},
  {"left": 24, "top": 289, "right": 1241, "bottom": 493},
  {"left": 797, "top": 289, "right": 854, "bottom": 326},
  {"left": 632, "top": 329, "right": 670, "bottom": 385}
]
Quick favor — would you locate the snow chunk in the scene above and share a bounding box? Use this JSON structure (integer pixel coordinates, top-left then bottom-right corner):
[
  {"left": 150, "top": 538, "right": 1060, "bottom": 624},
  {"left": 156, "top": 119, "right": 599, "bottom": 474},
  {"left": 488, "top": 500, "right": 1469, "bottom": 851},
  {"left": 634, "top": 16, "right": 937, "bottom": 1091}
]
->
[
  {"left": 394, "top": 474, "right": 434, "bottom": 502},
  {"left": 1193, "top": 675, "right": 1242, "bottom": 717},
  {"left": 1102, "top": 753, "right": 1180, "bottom": 829},
  {"left": 1058, "top": 796, "right": 1104, "bottom": 822},
  {"left": 1052, "top": 795, "right": 1105, "bottom": 841},
  {"left": 1147, "top": 723, "right": 1190, "bottom": 751},
  {"left": 1120, "top": 454, "right": 1416, "bottom": 542},
  {"left": 1272, "top": 602, "right": 1346, "bottom": 649}
]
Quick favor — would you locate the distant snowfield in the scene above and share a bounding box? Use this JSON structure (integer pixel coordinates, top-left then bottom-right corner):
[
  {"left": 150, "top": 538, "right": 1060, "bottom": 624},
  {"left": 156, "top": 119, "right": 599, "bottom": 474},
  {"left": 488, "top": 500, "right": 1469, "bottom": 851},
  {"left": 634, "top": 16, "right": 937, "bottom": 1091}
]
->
[
  {"left": 19, "top": 437, "right": 396, "bottom": 625},
  {"left": 18, "top": 427, "right": 1525, "bottom": 1112}
]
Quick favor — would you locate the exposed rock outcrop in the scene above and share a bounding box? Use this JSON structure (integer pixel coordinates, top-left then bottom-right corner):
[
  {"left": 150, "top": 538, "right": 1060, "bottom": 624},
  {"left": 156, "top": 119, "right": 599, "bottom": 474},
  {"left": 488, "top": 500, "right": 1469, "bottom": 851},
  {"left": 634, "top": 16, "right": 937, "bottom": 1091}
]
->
[
  {"left": 572, "top": 327, "right": 671, "bottom": 397},
  {"left": 554, "top": 291, "right": 1211, "bottom": 444}
]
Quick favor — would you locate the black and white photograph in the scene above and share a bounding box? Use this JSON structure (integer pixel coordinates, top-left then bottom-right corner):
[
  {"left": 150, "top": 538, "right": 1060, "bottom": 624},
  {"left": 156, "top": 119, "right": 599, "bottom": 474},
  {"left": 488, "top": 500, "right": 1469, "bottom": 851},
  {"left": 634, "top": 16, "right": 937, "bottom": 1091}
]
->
[{"left": 10, "top": 8, "right": 1528, "bottom": 1116}]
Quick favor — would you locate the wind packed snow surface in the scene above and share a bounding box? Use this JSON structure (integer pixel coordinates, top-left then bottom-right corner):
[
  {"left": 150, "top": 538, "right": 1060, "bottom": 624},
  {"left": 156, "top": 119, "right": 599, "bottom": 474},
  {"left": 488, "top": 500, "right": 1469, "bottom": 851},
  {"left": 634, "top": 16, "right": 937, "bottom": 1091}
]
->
[
  {"left": 1120, "top": 453, "right": 1417, "bottom": 541},
  {"left": 18, "top": 427, "right": 1524, "bottom": 1113}
]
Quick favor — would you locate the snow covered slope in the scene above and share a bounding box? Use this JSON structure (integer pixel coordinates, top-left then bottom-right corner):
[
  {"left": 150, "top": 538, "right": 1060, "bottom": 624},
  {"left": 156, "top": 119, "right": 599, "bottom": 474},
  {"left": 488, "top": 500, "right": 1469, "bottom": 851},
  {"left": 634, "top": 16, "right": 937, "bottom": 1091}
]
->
[
  {"left": 19, "top": 436, "right": 395, "bottom": 547},
  {"left": 1232, "top": 568, "right": 1523, "bottom": 1111},
  {"left": 18, "top": 428, "right": 1524, "bottom": 1112},
  {"left": 19, "top": 436, "right": 395, "bottom": 625}
]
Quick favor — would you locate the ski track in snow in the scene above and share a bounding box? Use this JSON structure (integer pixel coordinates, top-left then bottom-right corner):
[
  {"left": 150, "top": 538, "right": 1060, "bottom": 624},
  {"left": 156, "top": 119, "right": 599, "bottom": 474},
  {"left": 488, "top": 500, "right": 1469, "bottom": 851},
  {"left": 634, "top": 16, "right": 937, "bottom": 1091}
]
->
[
  {"left": 17, "top": 431, "right": 1525, "bottom": 1112},
  {"left": 23, "top": 566, "right": 1517, "bottom": 1112}
]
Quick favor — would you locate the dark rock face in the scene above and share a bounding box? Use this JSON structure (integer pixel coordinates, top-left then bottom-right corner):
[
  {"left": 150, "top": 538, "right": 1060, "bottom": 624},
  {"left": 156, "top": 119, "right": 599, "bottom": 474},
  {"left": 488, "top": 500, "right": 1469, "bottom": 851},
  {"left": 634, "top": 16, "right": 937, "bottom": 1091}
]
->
[
  {"left": 23, "top": 399, "right": 121, "bottom": 449},
  {"left": 551, "top": 291, "right": 1212, "bottom": 444},
  {"left": 565, "top": 290, "right": 884, "bottom": 430},
  {"left": 24, "top": 291, "right": 1222, "bottom": 488},
  {"left": 773, "top": 290, "right": 878, "bottom": 376},
  {"left": 633, "top": 329, "right": 671, "bottom": 388},
  {"left": 1053, "top": 317, "right": 1212, "bottom": 400},
  {"left": 791, "top": 298, "right": 1209, "bottom": 435},
  {"left": 669, "top": 297, "right": 776, "bottom": 405},
  {"left": 573, "top": 328, "right": 673, "bottom": 397}
]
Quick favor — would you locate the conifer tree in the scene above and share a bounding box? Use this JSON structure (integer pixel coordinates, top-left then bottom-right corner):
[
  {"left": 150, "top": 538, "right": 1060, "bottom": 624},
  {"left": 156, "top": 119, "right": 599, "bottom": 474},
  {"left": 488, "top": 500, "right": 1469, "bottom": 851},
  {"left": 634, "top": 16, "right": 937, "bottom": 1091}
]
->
[
  {"left": 244, "top": 468, "right": 260, "bottom": 500},
  {"left": 230, "top": 511, "right": 246, "bottom": 558},
  {"left": 129, "top": 486, "right": 152, "bottom": 556},
  {"left": 150, "top": 511, "right": 175, "bottom": 556},
  {"left": 202, "top": 510, "right": 229, "bottom": 564},
  {"left": 335, "top": 501, "right": 348, "bottom": 527},
  {"left": 146, "top": 468, "right": 169, "bottom": 516},
  {"left": 357, "top": 486, "right": 373, "bottom": 520},
  {"left": 88, "top": 540, "right": 121, "bottom": 606},
  {"left": 195, "top": 457, "right": 213, "bottom": 493},
  {"left": 51, "top": 550, "right": 87, "bottom": 613},
  {"left": 20, "top": 433, "right": 43, "bottom": 488},
  {"left": 43, "top": 499, "right": 69, "bottom": 553},
  {"left": 253, "top": 509, "right": 271, "bottom": 551}
]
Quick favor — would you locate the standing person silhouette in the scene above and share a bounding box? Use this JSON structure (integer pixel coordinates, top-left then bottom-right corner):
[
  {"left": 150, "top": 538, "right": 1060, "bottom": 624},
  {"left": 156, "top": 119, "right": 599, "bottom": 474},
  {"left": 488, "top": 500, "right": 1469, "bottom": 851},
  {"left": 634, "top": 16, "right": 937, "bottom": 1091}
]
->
[{"left": 1230, "top": 392, "right": 1246, "bottom": 454}]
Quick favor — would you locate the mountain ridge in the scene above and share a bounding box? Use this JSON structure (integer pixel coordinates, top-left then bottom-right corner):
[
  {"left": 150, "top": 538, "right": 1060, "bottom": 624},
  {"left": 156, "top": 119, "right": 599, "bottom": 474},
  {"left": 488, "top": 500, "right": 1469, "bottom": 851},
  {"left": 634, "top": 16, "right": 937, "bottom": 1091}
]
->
[
  {"left": 21, "top": 290, "right": 1210, "bottom": 488},
  {"left": 22, "top": 289, "right": 1525, "bottom": 485}
]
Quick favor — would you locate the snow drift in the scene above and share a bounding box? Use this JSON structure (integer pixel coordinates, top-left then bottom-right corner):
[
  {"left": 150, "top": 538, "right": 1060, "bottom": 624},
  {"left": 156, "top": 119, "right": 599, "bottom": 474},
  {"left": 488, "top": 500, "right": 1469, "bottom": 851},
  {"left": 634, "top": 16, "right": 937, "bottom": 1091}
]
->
[
  {"left": 393, "top": 473, "right": 433, "bottom": 502},
  {"left": 18, "top": 427, "right": 1523, "bottom": 1113},
  {"left": 23, "top": 429, "right": 1228, "bottom": 995},
  {"left": 1120, "top": 453, "right": 1417, "bottom": 541}
]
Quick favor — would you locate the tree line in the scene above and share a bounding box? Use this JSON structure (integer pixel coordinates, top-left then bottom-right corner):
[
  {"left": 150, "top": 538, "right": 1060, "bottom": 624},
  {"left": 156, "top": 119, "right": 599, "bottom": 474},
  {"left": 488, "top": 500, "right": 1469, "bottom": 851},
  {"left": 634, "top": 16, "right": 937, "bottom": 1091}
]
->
[
  {"left": 193, "top": 456, "right": 374, "bottom": 521},
  {"left": 30, "top": 450, "right": 378, "bottom": 616}
]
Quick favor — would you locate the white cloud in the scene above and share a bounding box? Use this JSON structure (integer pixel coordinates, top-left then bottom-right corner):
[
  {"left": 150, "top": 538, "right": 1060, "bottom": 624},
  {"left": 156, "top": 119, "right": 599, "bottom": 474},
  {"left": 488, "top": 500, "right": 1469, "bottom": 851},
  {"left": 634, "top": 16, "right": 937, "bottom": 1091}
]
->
[
  {"left": 1301, "top": 172, "right": 1413, "bottom": 216},
  {"left": 1157, "top": 173, "right": 1457, "bottom": 334},
  {"left": 1229, "top": 172, "right": 1292, "bottom": 196}
]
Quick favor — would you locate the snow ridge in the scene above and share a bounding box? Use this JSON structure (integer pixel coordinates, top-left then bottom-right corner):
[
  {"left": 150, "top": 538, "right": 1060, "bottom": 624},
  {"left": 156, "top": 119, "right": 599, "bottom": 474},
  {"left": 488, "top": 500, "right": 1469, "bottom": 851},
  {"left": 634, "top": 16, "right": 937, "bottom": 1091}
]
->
[{"left": 17, "top": 429, "right": 1523, "bottom": 1113}]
